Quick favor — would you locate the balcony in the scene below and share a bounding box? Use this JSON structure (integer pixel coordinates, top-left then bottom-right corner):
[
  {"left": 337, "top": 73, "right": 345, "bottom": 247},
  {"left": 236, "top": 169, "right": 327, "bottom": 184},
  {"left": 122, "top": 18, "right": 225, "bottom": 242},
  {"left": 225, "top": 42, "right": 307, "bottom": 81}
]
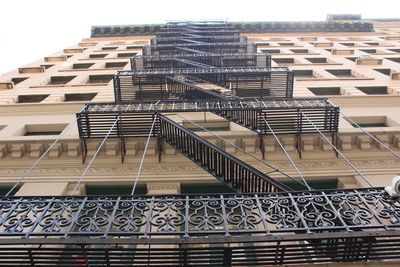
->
[{"left": 0, "top": 189, "right": 399, "bottom": 265}]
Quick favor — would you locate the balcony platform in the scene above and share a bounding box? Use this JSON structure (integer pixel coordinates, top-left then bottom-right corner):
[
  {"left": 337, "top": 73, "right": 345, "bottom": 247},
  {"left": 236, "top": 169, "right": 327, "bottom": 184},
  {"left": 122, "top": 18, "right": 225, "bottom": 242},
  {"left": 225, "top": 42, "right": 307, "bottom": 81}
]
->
[{"left": 0, "top": 189, "right": 399, "bottom": 265}]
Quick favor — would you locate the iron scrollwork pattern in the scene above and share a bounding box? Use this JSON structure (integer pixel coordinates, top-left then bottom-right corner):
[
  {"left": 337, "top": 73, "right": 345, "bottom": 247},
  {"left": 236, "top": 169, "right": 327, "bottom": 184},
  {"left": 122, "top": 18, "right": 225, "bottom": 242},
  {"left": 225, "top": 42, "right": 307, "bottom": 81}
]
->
[{"left": 1, "top": 189, "right": 400, "bottom": 239}]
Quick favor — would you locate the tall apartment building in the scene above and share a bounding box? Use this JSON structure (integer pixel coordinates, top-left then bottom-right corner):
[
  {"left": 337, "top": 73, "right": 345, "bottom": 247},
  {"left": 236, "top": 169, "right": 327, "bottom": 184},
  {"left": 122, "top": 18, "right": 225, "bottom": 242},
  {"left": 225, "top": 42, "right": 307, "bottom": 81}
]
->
[{"left": 0, "top": 15, "right": 400, "bottom": 266}]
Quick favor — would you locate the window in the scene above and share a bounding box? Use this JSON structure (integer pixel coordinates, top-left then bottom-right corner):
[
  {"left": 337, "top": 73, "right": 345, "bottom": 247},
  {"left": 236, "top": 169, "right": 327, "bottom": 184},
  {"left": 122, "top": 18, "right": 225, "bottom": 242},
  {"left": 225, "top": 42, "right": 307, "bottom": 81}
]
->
[
  {"left": 126, "top": 45, "right": 143, "bottom": 50},
  {"left": 356, "top": 86, "right": 388, "bottom": 95},
  {"left": 308, "top": 87, "right": 341, "bottom": 96},
  {"left": 374, "top": 69, "right": 391, "bottom": 76},
  {"left": 88, "top": 75, "right": 114, "bottom": 84},
  {"left": 48, "top": 76, "right": 76, "bottom": 85},
  {"left": 352, "top": 122, "right": 387, "bottom": 127},
  {"left": 181, "top": 183, "right": 234, "bottom": 194},
  {"left": 273, "top": 58, "right": 294, "bottom": 64},
  {"left": 326, "top": 69, "right": 353, "bottom": 77},
  {"left": 73, "top": 63, "right": 94, "bottom": 69},
  {"left": 64, "top": 93, "right": 97, "bottom": 102},
  {"left": 345, "top": 116, "right": 389, "bottom": 128},
  {"left": 365, "top": 42, "right": 379, "bottom": 46},
  {"left": 102, "top": 46, "right": 118, "bottom": 51},
  {"left": 117, "top": 53, "right": 136, "bottom": 58},
  {"left": 41, "top": 64, "right": 54, "bottom": 69},
  {"left": 346, "top": 57, "right": 357, "bottom": 62},
  {"left": 12, "top": 77, "right": 28, "bottom": 85},
  {"left": 290, "top": 49, "right": 308, "bottom": 53},
  {"left": 89, "top": 54, "right": 107, "bottom": 59},
  {"left": 64, "top": 48, "right": 84, "bottom": 54},
  {"left": 278, "top": 42, "right": 294, "bottom": 46},
  {"left": 0, "top": 185, "right": 20, "bottom": 196},
  {"left": 389, "top": 49, "right": 400, "bottom": 53},
  {"left": 85, "top": 184, "right": 147, "bottom": 195},
  {"left": 386, "top": 58, "right": 400, "bottom": 63},
  {"left": 18, "top": 67, "right": 44, "bottom": 74},
  {"left": 306, "top": 57, "right": 327, "bottom": 63},
  {"left": 283, "top": 178, "right": 338, "bottom": 191},
  {"left": 18, "top": 94, "right": 50, "bottom": 103},
  {"left": 340, "top": 42, "right": 355, "bottom": 46},
  {"left": 360, "top": 49, "right": 377, "bottom": 54},
  {"left": 262, "top": 49, "right": 280, "bottom": 54},
  {"left": 23, "top": 124, "right": 67, "bottom": 136},
  {"left": 44, "top": 56, "right": 66, "bottom": 62},
  {"left": 256, "top": 42, "right": 269, "bottom": 46},
  {"left": 292, "top": 70, "right": 314, "bottom": 78},
  {"left": 105, "top": 62, "right": 128, "bottom": 68}
]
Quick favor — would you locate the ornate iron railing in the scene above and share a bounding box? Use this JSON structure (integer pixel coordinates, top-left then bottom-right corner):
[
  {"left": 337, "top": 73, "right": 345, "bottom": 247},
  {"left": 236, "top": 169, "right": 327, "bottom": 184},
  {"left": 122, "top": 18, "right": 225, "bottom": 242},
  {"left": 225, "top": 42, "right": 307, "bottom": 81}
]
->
[
  {"left": 0, "top": 189, "right": 399, "bottom": 240},
  {"left": 1, "top": 189, "right": 400, "bottom": 265}
]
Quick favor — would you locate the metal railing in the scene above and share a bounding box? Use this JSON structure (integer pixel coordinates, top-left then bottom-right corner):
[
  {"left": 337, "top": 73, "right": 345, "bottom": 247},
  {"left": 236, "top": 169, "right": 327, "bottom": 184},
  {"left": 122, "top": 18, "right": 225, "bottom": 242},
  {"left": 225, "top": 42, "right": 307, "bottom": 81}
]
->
[
  {"left": 0, "top": 188, "right": 400, "bottom": 265},
  {"left": 159, "top": 115, "right": 291, "bottom": 193},
  {"left": 114, "top": 68, "right": 293, "bottom": 101},
  {"left": 77, "top": 99, "right": 338, "bottom": 138}
]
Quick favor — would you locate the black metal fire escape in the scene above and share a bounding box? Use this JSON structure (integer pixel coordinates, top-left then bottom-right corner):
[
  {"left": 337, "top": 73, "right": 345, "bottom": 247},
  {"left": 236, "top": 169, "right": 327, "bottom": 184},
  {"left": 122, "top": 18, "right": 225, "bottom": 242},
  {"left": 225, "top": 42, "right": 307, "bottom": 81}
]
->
[{"left": 1, "top": 21, "right": 400, "bottom": 266}]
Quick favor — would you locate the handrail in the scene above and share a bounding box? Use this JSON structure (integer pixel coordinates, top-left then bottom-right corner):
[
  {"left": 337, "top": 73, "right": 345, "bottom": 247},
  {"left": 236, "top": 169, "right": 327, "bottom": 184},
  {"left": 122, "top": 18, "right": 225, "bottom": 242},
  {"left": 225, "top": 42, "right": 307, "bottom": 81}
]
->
[{"left": 159, "top": 114, "right": 292, "bottom": 193}]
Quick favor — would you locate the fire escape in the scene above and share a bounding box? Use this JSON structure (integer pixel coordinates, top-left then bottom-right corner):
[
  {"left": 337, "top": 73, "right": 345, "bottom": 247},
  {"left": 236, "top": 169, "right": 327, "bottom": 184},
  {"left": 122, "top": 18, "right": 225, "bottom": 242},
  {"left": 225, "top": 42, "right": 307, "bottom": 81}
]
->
[{"left": 1, "top": 21, "right": 400, "bottom": 266}]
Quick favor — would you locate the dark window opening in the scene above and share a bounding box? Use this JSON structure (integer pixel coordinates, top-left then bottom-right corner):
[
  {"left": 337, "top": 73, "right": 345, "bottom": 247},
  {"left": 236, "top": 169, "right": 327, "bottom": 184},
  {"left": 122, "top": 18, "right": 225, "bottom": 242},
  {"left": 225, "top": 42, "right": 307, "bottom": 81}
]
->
[
  {"left": 126, "top": 45, "right": 143, "bottom": 50},
  {"left": 49, "top": 76, "right": 76, "bottom": 85},
  {"left": 374, "top": 69, "right": 391, "bottom": 76},
  {"left": 346, "top": 57, "right": 358, "bottom": 62},
  {"left": 41, "top": 64, "right": 54, "bottom": 69},
  {"left": 181, "top": 183, "right": 235, "bottom": 194},
  {"left": 278, "top": 42, "right": 294, "bottom": 46},
  {"left": 356, "top": 86, "right": 388, "bottom": 95},
  {"left": 290, "top": 49, "right": 308, "bottom": 53},
  {"left": 89, "top": 54, "right": 107, "bottom": 58},
  {"left": 85, "top": 184, "right": 147, "bottom": 195},
  {"left": 24, "top": 131, "right": 62, "bottom": 136},
  {"left": 273, "top": 58, "right": 294, "bottom": 64},
  {"left": 360, "top": 49, "right": 377, "bottom": 54},
  {"left": 102, "top": 47, "right": 118, "bottom": 51},
  {"left": 351, "top": 122, "right": 387, "bottom": 128},
  {"left": 326, "top": 69, "right": 353, "bottom": 77},
  {"left": 18, "top": 94, "right": 49, "bottom": 103},
  {"left": 73, "top": 63, "right": 94, "bottom": 69},
  {"left": 283, "top": 179, "right": 338, "bottom": 191},
  {"left": 365, "top": 42, "right": 379, "bottom": 46},
  {"left": 88, "top": 75, "right": 114, "bottom": 84},
  {"left": 308, "top": 87, "right": 341, "bottom": 95},
  {"left": 306, "top": 57, "right": 327, "bottom": 63},
  {"left": 64, "top": 93, "right": 97, "bottom": 102},
  {"left": 117, "top": 53, "right": 136, "bottom": 58},
  {"left": 293, "top": 70, "right": 314, "bottom": 78},
  {"left": 262, "top": 49, "right": 280, "bottom": 54},
  {"left": 12, "top": 77, "right": 28, "bottom": 85},
  {"left": 386, "top": 57, "right": 400, "bottom": 63},
  {"left": 105, "top": 62, "right": 128, "bottom": 68},
  {"left": 0, "top": 185, "right": 20, "bottom": 196},
  {"left": 340, "top": 42, "right": 355, "bottom": 46},
  {"left": 389, "top": 49, "right": 400, "bottom": 53}
]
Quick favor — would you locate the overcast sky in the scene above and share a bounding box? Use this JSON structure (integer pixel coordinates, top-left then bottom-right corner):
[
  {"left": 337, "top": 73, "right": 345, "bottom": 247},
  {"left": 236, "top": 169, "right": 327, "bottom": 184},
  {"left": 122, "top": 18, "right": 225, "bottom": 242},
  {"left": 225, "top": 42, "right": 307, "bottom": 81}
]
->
[{"left": 0, "top": 0, "right": 398, "bottom": 74}]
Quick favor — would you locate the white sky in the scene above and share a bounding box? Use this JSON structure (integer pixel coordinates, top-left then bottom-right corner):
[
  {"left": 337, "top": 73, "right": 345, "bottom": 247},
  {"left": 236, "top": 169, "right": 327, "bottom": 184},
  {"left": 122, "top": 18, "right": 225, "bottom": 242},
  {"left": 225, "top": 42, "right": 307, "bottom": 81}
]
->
[{"left": 0, "top": 0, "right": 399, "bottom": 74}]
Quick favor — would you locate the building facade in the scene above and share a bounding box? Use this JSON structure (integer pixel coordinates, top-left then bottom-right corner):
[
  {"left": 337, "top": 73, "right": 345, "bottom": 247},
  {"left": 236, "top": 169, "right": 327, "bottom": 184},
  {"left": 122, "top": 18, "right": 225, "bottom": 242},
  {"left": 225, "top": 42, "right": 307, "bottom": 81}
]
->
[{"left": 0, "top": 16, "right": 400, "bottom": 266}]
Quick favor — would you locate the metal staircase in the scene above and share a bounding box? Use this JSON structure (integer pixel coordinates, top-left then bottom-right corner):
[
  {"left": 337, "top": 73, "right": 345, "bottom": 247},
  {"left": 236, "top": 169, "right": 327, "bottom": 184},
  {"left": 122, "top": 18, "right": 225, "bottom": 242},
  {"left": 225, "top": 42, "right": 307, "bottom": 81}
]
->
[{"left": 158, "top": 114, "right": 292, "bottom": 193}]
